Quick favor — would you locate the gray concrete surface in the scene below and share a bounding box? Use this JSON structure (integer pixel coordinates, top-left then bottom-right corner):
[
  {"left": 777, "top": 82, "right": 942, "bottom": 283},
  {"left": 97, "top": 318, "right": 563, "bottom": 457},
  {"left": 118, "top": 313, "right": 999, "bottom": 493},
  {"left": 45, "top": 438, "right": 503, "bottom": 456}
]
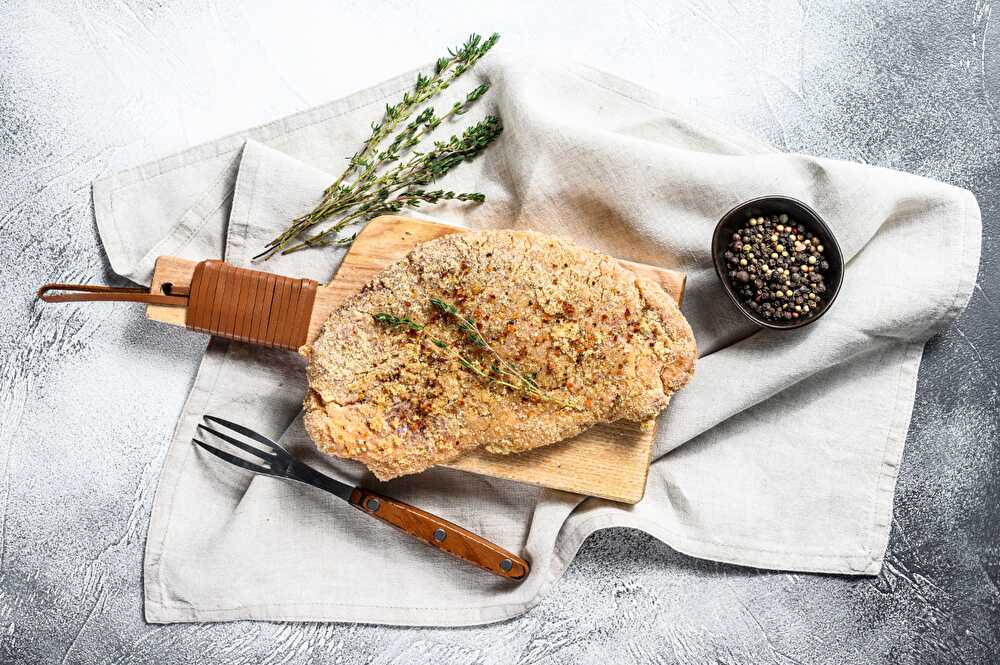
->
[{"left": 1, "top": 1, "right": 997, "bottom": 663}]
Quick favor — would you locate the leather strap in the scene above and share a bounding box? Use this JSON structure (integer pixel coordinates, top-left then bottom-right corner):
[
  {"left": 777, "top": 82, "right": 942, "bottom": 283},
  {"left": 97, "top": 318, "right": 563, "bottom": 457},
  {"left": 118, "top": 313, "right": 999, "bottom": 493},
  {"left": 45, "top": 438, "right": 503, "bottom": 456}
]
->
[
  {"left": 185, "top": 260, "right": 318, "bottom": 350},
  {"left": 36, "top": 283, "right": 188, "bottom": 306}
]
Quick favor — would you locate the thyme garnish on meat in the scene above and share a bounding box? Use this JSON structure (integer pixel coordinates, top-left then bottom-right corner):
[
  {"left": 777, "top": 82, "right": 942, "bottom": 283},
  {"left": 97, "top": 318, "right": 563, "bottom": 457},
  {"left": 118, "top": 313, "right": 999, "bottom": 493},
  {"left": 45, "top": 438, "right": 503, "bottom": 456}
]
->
[
  {"left": 373, "top": 302, "right": 579, "bottom": 409},
  {"left": 255, "top": 33, "right": 502, "bottom": 261}
]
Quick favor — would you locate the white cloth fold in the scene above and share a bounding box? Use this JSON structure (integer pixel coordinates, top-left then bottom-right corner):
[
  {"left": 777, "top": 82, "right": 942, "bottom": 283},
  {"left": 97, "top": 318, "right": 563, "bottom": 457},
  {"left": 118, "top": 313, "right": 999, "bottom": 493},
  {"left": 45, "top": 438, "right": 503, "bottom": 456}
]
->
[{"left": 91, "top": 54, "right": 981, "bottom": 625}]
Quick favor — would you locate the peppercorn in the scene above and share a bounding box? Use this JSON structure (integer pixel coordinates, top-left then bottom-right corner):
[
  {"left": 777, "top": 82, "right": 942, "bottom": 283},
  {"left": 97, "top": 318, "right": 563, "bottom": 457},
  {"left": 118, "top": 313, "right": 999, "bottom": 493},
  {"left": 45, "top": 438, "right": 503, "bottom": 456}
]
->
[{"left": 722, "top": 212, "right": 831, "bottom": 323}]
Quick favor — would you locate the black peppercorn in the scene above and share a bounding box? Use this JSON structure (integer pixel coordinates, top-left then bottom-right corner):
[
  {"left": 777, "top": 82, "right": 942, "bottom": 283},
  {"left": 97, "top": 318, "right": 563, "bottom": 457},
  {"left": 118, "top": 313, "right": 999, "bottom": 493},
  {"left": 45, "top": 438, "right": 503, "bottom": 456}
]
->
[{"left": 721, "top": 212, "right": 830, "bottom": 323}]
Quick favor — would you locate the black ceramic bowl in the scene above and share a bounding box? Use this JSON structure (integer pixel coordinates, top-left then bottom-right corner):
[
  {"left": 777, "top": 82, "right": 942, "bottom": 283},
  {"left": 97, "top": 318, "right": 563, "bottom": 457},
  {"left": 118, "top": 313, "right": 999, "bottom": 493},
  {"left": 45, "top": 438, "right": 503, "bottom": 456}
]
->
[{"left": 712, "top": 196, "right": 844, "bottom": 330}]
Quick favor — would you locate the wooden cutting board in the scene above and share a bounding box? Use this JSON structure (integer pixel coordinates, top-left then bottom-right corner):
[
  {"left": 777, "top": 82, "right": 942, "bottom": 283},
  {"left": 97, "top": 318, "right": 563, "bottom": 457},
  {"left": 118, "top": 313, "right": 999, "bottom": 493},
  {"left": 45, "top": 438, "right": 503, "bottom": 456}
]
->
[{"left": 147, "top": 215, "right": 686, "bottom": 503}]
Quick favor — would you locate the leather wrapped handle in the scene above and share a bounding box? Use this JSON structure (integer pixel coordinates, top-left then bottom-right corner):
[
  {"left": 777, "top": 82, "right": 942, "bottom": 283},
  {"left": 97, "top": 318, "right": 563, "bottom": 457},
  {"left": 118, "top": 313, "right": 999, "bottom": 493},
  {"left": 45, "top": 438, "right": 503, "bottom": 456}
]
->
[
  {"left": 185, "top": 260, "right": 318, "bottom": 350},
  {"left": 36, "top": 283, "right": 188, "bottom": 306},
  {"left": 349, "top": 488, "right": 530, "bottom": 581}
]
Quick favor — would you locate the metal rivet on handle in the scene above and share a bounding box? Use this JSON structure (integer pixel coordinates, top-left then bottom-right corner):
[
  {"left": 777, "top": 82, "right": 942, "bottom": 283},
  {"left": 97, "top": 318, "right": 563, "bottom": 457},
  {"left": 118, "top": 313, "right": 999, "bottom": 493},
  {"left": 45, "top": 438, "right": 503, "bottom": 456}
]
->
[
  {"left": 500, "top": 558, "right": 513, "bottom": 572},
  {"left": 365, "top": 498, "right": 380, "bottom": 512},
  {"left": 433, "top": 528, "right": 446, "bottom": 542}
]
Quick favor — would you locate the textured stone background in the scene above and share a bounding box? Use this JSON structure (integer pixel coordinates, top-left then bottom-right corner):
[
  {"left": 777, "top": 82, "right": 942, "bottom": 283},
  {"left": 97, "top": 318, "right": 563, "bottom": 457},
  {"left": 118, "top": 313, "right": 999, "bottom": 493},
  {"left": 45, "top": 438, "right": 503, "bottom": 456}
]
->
[{"left": 1, "top": 1, "right": 998, "bottom": 663}]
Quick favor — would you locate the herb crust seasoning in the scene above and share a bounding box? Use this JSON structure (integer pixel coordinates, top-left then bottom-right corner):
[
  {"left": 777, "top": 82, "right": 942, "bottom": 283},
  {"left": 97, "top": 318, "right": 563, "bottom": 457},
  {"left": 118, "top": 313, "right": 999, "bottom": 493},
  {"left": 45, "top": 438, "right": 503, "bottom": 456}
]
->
[{"left": 301, "top": 231, "right": 697, "bottom": 480}]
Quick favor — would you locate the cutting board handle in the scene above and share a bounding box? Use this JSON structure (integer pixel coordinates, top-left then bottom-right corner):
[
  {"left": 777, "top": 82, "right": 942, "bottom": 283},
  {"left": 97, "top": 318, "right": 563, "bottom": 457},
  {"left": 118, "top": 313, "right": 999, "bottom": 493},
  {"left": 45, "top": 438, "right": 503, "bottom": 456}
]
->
[{"left": 38, "top": 260, "right": 321, "bottom": 352}]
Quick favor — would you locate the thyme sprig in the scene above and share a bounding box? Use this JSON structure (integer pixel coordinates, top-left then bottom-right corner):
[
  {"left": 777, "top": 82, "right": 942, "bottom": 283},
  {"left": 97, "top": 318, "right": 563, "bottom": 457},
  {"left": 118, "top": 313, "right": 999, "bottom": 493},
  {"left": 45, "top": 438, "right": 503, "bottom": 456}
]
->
[
  {"left": 331, "top": 34, "right": 498, "bottom": 195},
  {"left": 429, "top": 298, "right": 546, "bottom": 397},
  {"left": 256, "top": 33, "right": 501, "bottom": 261},
  {"left": 373, "top": 301, "right": 579, "bottom": 410},
  {"left": 372, "top": 313, "right": 525, "bottom": 394},
  {"left": 280, "top": 117, "right": 500, "bottom": 255}
]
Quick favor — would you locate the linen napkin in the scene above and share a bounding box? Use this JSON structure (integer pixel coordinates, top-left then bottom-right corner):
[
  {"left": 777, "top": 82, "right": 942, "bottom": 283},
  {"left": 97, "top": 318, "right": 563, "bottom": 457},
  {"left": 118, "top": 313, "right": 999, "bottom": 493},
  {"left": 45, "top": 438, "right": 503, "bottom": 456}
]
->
[{"left": 91, "top": 54, "right": 981, "bottom": 625}]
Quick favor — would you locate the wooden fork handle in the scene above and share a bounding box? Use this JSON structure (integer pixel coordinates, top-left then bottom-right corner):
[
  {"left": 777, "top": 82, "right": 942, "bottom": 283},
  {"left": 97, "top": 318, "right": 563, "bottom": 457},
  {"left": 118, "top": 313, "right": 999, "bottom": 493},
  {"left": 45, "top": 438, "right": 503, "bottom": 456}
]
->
[{"left": 349, "top": 488, "right": 529, "bottom": 581}]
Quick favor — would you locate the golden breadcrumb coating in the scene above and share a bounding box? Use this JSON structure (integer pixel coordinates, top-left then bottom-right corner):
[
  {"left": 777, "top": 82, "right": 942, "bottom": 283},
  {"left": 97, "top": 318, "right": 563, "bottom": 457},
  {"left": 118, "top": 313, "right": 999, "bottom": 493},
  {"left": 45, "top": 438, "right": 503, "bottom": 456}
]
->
[{"left": 302, "top": 230, "right": 696, "bottom": 480}]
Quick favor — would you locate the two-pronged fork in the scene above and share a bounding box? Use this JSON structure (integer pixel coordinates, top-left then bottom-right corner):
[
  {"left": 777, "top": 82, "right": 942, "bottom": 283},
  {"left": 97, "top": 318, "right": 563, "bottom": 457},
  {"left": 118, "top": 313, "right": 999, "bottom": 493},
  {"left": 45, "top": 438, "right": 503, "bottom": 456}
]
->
[{"left": 193, "top": 415, "right": 529, "bottom": 580}]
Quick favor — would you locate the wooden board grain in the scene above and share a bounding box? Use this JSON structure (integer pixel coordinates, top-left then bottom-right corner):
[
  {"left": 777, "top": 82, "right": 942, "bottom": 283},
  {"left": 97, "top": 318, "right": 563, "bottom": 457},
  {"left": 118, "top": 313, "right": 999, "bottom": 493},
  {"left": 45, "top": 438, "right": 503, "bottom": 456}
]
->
[{"left": 147, "top": 215, "right": 686, "bottom": 503}]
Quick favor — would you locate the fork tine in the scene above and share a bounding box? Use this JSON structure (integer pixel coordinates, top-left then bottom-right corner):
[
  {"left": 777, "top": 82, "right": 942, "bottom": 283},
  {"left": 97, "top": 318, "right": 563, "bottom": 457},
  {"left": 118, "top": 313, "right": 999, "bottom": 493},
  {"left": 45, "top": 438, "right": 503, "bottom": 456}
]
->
[
  {"left": 203, "top": 415, "right": 284, "bottom": 454},
  {"left": 197, "top": 423, "right": 274, "bottom": 462},
  {"left": 193, "top": 439, "right": 273, "bottom": 475}
]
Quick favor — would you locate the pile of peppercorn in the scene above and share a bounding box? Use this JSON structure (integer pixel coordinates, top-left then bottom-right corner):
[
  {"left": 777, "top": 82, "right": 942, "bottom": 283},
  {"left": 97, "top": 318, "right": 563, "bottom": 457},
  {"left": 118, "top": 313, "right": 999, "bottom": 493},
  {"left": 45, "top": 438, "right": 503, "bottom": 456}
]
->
[{"left": 722, "top": 213, "right": 830, "bottom": 323}]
